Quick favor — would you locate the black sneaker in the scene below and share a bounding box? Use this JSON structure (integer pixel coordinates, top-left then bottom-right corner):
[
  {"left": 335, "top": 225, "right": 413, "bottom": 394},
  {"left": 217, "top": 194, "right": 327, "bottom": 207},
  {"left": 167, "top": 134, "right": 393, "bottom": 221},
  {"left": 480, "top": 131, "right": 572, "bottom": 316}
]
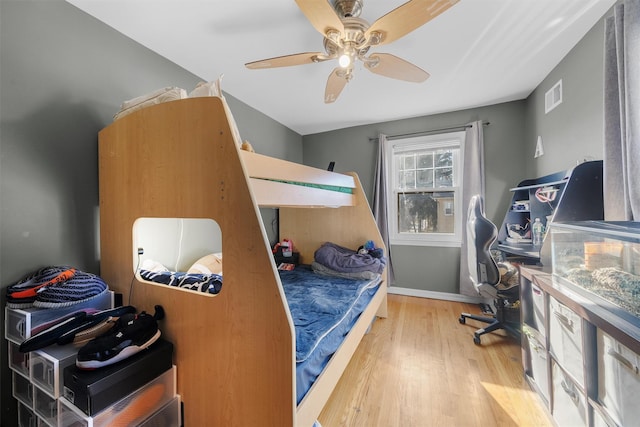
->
[{"left": 76, "top": 306, "right": 164, "bottom": 369}]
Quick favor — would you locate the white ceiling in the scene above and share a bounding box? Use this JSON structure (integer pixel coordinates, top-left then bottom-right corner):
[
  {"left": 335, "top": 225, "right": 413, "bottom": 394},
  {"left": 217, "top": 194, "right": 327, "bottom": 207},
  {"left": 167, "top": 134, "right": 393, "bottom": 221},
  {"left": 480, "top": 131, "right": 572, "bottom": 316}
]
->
[{"left": 67, "top": 0, "right": 615, "bottom": 135}]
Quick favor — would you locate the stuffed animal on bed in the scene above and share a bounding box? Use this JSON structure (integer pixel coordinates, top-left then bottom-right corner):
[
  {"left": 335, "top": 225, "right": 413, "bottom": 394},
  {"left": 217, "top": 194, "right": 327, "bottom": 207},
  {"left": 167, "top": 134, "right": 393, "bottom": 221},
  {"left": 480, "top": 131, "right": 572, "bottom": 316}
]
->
[{"left": 357, "top": 240, "right": 384, "bottom": 258}]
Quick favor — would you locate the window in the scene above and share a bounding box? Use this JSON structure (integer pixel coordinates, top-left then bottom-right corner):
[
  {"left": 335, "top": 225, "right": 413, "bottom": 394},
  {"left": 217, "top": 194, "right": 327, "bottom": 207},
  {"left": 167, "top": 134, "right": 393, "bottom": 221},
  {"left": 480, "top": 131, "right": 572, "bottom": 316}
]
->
[{"left": 386, "top": 131, "right": 465, "bottom": 247}]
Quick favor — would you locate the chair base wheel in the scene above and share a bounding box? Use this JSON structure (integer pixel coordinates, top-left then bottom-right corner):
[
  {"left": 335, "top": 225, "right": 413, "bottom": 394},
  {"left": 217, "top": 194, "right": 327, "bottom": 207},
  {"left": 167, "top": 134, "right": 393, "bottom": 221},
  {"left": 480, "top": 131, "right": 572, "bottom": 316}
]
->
[
  {"left": 459, "top": 316, "right": 466, "bottom": 324},
  {"left": 473, "top": 334, "right": 481, "bottom": 345}
]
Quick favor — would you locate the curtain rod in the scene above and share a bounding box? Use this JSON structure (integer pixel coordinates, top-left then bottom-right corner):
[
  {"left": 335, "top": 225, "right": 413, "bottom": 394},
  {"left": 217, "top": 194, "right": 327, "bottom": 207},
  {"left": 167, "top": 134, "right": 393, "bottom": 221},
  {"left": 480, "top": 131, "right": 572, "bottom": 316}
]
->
[{"left": 368, "top": 121, "right": 490, "bottom": 142}]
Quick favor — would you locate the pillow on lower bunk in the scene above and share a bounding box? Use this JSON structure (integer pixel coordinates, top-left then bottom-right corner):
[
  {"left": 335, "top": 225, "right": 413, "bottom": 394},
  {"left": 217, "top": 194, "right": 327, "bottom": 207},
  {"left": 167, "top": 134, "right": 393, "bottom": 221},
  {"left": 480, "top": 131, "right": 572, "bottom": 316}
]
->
[
  {"left": 140, "top": 259, "right": 170, "bottom": 273},
  {"left": 187, "top": 253, "right": 223, "bottom": 275}
]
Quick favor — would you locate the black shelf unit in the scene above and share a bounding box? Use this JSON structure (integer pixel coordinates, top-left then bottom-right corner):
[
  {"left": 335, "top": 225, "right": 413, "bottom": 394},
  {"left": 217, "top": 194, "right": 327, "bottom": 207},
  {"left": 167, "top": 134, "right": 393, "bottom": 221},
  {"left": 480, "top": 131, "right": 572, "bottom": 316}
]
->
[{"left": 497, "top": 160, "right": 604, "bottom": 261}]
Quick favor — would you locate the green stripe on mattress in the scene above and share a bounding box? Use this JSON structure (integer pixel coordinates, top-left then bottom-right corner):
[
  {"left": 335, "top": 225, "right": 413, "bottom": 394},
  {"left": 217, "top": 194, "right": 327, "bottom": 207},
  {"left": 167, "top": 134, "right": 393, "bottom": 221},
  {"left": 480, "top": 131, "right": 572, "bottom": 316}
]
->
[{"left": 259, "top": 178, "right": 353, "bottom": 194}]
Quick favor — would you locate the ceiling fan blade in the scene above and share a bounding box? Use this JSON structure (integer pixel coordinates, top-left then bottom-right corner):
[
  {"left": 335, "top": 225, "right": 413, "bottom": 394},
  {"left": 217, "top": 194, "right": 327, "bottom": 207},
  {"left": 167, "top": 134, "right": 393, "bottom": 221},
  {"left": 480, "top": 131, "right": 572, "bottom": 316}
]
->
[
  {"left": 295, "top": 0, "right": 345, "bottom": 37},
  {"left": 365, "top": 0, "right": 459, "bottom": 46},
  {"left": 364, "top": 53, "right": 430, "bottom": 82},
  {"left": 325, "top": 68, "right": 349, "bottom": 103},
  {"left": 245, "top": 52, "right": 328, "bottom": 69}
]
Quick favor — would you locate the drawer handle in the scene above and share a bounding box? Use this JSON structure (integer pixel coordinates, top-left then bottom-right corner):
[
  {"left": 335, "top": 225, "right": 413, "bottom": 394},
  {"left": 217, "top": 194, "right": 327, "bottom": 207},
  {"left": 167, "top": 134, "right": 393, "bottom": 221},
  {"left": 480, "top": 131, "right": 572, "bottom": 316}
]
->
[
  {"left": 532, "top": 287, "right": 543, "bottom": 296},
  {"left": 607, "top": 348, "right": 639, "bottom": 375},
  {"left": 553, "top": 311, "right": 574, "bottom": 332},
  {"left": 16, "top": 319, "right": 25, "bottom": 338},
  {"left": 560, "top": 379, "right": 579, "bottom": 404}
]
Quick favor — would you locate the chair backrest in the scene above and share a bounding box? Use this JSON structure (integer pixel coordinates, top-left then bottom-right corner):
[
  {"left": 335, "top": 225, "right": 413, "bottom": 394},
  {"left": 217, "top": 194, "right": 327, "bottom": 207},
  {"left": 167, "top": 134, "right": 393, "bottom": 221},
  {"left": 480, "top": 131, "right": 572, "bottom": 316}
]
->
[{"left": 466, "top": 195, "right": 500, "bottom": 293}]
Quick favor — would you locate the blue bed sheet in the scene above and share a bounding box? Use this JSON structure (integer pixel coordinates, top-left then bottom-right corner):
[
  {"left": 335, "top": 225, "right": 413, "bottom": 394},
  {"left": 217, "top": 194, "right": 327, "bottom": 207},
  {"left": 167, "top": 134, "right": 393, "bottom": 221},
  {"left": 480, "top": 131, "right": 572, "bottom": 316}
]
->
[{"left": 279, "top": 265, "right": 381, "bottom": 404}]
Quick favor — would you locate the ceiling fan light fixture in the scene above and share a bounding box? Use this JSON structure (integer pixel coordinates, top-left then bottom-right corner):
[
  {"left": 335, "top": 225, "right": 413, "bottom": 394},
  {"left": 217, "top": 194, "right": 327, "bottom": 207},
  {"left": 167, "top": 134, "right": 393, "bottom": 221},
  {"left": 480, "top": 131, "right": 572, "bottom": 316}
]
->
[
  {"left": 246, "top": 0, "right": 460, "bottom": 102},
  {"left": 338, "top": 44, "right": 356, "bottom": 68},
  {"left": 338, "top": 53, "right": 351, "bottom": 68}
]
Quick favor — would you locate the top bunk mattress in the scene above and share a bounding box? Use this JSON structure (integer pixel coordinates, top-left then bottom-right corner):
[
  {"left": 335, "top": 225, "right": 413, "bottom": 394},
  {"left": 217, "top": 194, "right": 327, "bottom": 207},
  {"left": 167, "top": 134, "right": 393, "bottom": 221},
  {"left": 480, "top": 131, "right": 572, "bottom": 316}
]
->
[{"left": 240, "top": 151, "right": 356, "bottom": 208}]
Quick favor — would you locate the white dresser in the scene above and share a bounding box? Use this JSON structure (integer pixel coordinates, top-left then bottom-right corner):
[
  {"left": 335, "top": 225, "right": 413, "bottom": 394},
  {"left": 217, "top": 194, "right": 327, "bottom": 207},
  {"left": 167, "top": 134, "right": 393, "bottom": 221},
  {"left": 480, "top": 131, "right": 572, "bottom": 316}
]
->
[{"left": 521, "top": 267, "right": 640, "bottom": 427}]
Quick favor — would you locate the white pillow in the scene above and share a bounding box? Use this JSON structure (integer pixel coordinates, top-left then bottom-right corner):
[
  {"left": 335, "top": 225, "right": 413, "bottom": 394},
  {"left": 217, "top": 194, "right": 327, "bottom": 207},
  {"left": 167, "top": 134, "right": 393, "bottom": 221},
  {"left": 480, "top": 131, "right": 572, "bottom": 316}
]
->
[
  {"left": 114, "top": 87, "right": 187, "bottom": 121},
  {"left": 187, "top": 253, "right": 223, "bottom": 275}
]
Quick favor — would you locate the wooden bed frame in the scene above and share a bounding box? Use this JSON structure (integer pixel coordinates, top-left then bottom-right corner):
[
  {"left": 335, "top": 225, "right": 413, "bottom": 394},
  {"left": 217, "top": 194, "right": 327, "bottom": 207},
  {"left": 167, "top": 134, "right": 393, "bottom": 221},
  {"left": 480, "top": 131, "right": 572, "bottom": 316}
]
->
[{"left": 98, "top": 96, "right": 388, "bottom": 426}]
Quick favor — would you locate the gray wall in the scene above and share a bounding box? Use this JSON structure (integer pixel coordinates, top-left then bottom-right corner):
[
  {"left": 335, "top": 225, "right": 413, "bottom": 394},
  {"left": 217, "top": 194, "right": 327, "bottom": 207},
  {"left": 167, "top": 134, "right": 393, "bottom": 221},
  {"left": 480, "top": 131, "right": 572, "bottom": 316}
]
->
[
  {"left": 0, "top": 1, "right": 301, "bottom": 425},
  {"left": 303, "top": 101, "right": 528, "bottom": 293},
  {"left": 302, "top": 6, "right": 612, "bottom": 295},
  {"left": 0, "top": 0, "right": 615, "bottom": 425},
  {"left": 525, "top": 15, "right": 608, "bottom": 178}
]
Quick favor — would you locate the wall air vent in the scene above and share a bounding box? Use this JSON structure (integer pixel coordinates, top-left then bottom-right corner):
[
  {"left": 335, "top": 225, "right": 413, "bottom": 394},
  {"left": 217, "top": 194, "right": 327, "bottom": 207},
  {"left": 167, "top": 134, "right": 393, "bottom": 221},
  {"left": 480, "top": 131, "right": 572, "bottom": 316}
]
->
[{"left": 545, "top": 79, "right": 563, "bottom": 114}]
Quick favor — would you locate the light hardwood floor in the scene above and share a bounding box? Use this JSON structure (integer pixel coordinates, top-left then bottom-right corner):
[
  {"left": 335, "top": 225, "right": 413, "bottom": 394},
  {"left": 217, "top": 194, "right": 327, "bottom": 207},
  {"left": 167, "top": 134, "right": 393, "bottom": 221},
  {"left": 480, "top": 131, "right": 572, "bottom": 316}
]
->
[{"left": 318, "top": 294, "right": 552, "bottom": 427}]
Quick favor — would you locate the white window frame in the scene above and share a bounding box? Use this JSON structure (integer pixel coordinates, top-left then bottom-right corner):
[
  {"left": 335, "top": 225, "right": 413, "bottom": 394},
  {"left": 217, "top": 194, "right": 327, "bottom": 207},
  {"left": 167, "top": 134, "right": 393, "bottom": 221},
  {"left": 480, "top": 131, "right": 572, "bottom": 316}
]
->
[{"left": 385, "top": 131, "right": 465, "bottom": 247}]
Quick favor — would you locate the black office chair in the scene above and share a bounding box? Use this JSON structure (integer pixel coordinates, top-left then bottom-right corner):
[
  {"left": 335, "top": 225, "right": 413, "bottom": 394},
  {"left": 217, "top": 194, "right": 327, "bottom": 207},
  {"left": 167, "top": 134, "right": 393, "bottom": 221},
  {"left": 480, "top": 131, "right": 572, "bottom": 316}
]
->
[{"left": 458, "top": 195, "right": 520, "bottom": 345}]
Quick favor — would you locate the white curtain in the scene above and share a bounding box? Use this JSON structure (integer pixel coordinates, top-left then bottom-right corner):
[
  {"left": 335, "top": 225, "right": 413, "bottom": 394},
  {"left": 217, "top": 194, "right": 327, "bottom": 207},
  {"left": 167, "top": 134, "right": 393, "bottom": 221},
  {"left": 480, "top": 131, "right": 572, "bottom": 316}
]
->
[
  {"left": 459, "top": 121, "right": 486, "bottom": 296},
  {"left": 604, "top": 0, "right": 640, "bottom": 220},
  {"left": 372, "top": 133, "right": 395, "bottom": 284}
]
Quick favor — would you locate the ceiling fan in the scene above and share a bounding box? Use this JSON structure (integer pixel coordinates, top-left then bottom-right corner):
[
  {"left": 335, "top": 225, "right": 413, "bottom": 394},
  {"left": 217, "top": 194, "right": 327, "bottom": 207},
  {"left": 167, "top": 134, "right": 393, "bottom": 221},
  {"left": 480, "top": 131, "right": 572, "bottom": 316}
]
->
[{"left": 245, "top": 0, "right": 460, "bottom": 103}]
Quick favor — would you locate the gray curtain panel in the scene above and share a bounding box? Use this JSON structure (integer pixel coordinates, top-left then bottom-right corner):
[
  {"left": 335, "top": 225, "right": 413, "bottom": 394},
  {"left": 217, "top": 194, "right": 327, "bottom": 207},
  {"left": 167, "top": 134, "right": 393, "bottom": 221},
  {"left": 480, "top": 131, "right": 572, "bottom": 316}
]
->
[
  {"left": 604, "top": 0, "right": 640, "bottom": 221},
  {"left": 459, "top": 120, "right": 486, "bottom": 296},
  {"left": 372, "top": 133, "right": 395, "bottom": 284}
]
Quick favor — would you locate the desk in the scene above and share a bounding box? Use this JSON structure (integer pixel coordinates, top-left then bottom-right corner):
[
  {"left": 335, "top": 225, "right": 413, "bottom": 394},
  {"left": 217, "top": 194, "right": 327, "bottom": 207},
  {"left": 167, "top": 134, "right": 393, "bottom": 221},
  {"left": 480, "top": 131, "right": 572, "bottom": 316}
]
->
[{"left": 496, "top": 160, "right": 603, "bottom": 262}]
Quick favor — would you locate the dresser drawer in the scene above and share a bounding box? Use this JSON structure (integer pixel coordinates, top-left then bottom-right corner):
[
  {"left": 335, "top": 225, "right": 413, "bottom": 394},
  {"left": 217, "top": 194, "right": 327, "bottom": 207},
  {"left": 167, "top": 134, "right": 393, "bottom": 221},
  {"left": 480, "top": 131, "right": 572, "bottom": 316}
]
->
[
  {"left": 531, "top": 282, "right": 546, "bottom": 336},
  {"left": 549, "top": 296, "right": 584, "bottom": 387},
  {"left": 551, "top": 361, "right": 587, "bottom": 427},
  {"left": 592, "top": 403, "right": 620, "bottom": 427},
  {"left": 598, "top": 329, "right": 640, "bottom": 427},
  {"left": 524, "top": 327, "right": 549, "bottom": 403}
]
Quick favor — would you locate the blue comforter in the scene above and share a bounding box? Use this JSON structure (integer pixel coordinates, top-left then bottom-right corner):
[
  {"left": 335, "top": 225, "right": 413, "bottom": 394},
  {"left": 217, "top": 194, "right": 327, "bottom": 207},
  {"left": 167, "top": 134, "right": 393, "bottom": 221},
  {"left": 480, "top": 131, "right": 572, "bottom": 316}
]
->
[{"left": 279, "top": 265, "right": 380, "bottom": 363}]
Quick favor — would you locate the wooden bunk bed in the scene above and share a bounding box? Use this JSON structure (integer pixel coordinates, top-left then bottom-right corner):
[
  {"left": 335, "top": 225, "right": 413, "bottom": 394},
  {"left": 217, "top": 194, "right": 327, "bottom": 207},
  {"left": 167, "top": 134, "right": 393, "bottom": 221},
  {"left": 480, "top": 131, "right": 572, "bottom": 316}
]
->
[{"left": 98, "top": 96, "right": 388, "bottom": 426}]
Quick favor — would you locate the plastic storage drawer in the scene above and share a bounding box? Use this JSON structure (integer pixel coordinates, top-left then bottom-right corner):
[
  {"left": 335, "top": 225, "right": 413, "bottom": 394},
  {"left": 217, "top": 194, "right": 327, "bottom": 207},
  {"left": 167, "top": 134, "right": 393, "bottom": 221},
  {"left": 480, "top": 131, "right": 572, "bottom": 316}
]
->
[
  {"left": 549, "top": 296, "right": 584, "bottom": 387},
  {"left": 138, "top": 395, "right": 181, "bottom": 427},
  {"left": 17, "top": 401, "right": 38, "bottom": 427},
  {"left": 13, "top": 371, "right": 33, "bottom": 408},
  {"left": 4, "top": 291, "right": 112, "bottom": 343},
  {"left": 597, "top": 329, "right": 640, "bottom": 427},
  {"left": 58, "top": 366, "right": 176, "bottom": 427},
  {"left": 31, "top": 344, "right": 80, "bottom": 398},
  {"left": 551, "top": 361, "right": 587, "bottom": 427},
  {"left": 9, "top": 340, "right": 30, "bottom": 379},
  {"left": 33, "top": 385, "right": 57, "bottom": 426}
]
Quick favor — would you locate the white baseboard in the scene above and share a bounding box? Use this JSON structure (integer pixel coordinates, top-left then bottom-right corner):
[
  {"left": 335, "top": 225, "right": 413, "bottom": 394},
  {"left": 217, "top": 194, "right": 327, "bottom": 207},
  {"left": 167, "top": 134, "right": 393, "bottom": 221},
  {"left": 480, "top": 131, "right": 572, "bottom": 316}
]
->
[{"left": 388, "top": 286, "right": 485, "bottom": 304}]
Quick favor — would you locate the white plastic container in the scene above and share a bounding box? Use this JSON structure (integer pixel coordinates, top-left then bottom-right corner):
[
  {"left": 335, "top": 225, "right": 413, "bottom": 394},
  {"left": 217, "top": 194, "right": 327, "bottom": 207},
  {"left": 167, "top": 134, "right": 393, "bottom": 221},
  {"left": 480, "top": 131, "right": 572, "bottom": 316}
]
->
[{"left": 58, "top": 366, "right": 176, "bottom": 427}]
